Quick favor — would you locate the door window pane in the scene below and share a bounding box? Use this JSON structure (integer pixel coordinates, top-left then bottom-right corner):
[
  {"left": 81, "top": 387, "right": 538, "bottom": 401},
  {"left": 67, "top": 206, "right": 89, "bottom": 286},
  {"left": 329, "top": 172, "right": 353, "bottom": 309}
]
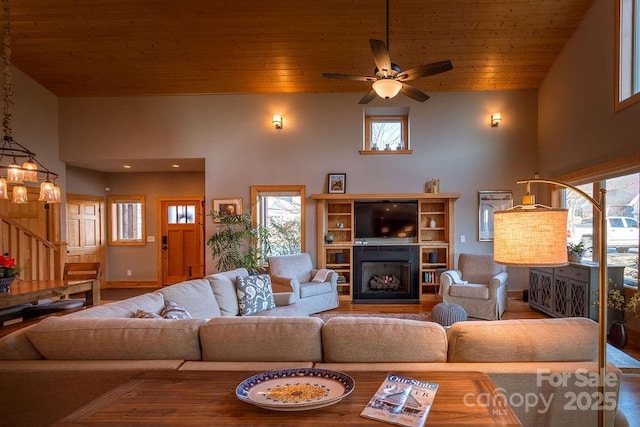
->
[{"left": 168, "top": 205, "right": 195, "bottom": 224}]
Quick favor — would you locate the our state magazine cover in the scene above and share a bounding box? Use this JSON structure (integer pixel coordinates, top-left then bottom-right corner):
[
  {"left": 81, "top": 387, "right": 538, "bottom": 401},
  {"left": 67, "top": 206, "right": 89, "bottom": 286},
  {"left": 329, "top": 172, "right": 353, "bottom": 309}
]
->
[{"left": 361, "top": 373, "right": 439, "bottom": 427}]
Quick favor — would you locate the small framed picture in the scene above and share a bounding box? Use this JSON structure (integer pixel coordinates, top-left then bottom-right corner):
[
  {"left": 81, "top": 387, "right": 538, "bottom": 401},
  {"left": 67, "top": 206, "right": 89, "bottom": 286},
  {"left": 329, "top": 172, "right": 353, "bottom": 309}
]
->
[
  {"left": 478, "top": 190, "right": 513, "bottom": 241},
  {"left": 328, "top": 173, "right": 346, "bottom": 194},
  {"left": 212, "top": 198, "right": 242, "bottom": 222}
]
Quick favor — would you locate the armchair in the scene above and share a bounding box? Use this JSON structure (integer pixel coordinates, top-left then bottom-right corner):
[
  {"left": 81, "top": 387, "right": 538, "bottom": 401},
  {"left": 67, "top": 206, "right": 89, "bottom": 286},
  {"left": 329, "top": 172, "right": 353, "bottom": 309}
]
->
[
  {"left": 440, "top": 253, "right": 508, "bottom": 320},
  {"left": 268, "top": 253, "right": 339, "bottom": 315}
]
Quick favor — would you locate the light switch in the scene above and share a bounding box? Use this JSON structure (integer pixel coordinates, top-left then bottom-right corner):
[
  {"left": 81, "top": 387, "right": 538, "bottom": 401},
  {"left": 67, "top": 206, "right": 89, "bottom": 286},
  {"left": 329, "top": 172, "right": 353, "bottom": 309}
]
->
[{"left": 147, "top": 236, "right": 156, "bottom": 243}]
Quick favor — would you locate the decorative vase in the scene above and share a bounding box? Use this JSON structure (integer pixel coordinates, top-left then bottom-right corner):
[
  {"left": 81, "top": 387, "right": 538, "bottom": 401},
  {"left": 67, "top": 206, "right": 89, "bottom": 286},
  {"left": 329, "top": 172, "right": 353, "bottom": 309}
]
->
[
  {"left": 608, "top": 321, "right": 627, "bottom": 349},
  {"left": 429, "top": 218, "right": 437, "bottom": 228},
  {"left": 0, "top": 276, "right": 16, "bottom": 292}
]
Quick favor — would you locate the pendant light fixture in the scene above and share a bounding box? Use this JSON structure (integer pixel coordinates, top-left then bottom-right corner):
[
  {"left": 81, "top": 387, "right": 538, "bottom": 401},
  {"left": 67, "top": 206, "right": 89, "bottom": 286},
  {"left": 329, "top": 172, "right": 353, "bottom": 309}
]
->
[{"left": 0, "top": 0, "right": 60, "bottom": 203}]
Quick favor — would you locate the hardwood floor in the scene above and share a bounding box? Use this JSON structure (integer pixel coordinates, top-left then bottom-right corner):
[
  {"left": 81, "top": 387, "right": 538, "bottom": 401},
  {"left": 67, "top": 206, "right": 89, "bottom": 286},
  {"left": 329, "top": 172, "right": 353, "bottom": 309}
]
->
[{"left": 2, "top": 290, "right": 638, "bottom": 424}]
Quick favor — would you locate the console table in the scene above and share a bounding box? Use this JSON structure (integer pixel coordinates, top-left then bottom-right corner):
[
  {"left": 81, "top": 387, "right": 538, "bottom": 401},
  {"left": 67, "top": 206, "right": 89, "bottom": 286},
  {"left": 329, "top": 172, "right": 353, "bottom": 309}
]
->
[
  {"left": 528, "top": 262, "right": 624, "bottom": 329},
  {"left": 54, "top": 370, "right": 521, "bottom": 426}
]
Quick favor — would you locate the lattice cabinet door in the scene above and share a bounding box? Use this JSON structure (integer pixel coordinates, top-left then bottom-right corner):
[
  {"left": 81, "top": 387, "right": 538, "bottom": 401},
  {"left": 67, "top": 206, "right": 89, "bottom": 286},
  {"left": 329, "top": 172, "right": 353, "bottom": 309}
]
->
[
  {"left": 553, "top": 277, "right": 569, "bottom": 317},
  {"left": 529, "top": 268, "right": 554, "bottom": 316},
  {"left": 568, "top": 280, "right": 588, "bottom": 317}
]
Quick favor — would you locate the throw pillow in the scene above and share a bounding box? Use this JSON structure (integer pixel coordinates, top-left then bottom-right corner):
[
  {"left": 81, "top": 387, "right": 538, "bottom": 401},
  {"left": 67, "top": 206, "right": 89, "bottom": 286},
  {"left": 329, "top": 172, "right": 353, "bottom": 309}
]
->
[
  {"left": 236, "top": 274, "right": 276, "bottom": 316},
  {"left": 134, "top": 309, "right": 162, "bottom": 319},
  {"left": 160, "top": 301, "right": 192, "bottom": 319}
]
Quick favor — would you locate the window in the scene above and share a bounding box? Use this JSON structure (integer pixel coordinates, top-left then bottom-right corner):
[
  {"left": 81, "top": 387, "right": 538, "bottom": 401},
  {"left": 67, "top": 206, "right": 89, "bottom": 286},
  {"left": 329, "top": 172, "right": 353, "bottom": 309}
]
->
[
  {"left": 108, "top": 195, "right": 146, "bottom": 245},
  {"left": 560, "top": 160, "right": 639, "bottom": 288},
  {"left": 167, "top": 204, "right": 196, "bottom": 224},
  {"left": 250, "top": 185, "right": 305, "bottom": 258},
  {"left": 362, "top": 113, "right": 411, "bottom": 154},
  {"left": 616, "top": 0, "right": 640, "bottom": 110}
]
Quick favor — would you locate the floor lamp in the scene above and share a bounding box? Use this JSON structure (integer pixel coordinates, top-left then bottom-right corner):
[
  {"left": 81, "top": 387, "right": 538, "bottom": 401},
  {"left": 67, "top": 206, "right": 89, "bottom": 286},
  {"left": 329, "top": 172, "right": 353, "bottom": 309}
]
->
[{"left": 493, "top": 178, "right": 608, "bottom": 427}]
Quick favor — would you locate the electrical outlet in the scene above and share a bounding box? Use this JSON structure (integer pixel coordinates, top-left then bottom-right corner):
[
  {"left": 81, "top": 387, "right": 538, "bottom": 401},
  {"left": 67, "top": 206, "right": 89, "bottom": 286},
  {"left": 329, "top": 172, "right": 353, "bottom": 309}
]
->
[
  {"left": 460, "top": 235, "right": 466, "bottom": 243},
  {"left": 127, "top": 269, "right": 132, "bottom": 277}
]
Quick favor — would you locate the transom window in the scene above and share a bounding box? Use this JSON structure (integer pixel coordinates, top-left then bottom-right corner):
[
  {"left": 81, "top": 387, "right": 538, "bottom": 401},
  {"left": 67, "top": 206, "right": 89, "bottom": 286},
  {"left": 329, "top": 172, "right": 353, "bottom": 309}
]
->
[{"left": 362, "top": 111, "right": 411, "bottom": 154}]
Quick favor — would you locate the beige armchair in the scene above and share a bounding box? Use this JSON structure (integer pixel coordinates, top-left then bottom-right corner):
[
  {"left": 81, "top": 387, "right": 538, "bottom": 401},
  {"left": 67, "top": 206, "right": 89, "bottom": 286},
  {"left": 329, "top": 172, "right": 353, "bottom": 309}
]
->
[
  {"left": 268, "top": 253, "right": 339, "bottom": 315},
  {"left": 440, "top": 253, "right": 508, "bottom": 320}
]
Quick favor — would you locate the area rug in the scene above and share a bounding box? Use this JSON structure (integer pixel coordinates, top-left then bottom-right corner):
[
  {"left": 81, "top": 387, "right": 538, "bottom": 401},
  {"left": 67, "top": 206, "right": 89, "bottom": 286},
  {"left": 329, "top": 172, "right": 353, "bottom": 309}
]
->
[
  {"left": 607, "top": 344, "right": 640, "bottom": 373},
  {"left": 311, "top": 312, "right": 431, "bottom": 322}
]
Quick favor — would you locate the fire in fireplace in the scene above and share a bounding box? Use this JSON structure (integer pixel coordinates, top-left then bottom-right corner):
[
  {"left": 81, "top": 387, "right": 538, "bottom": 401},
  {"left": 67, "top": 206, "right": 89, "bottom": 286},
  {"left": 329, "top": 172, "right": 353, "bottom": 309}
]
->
[{"left": 353, "top": 245, "right": 419, "bottom": 303}]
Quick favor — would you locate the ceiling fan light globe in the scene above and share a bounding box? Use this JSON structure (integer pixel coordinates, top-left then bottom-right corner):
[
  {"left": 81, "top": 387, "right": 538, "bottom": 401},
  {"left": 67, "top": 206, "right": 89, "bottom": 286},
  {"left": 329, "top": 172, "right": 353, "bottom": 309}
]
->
[{"left": 372, "top": 79, "right": 402, "bottom": 99}]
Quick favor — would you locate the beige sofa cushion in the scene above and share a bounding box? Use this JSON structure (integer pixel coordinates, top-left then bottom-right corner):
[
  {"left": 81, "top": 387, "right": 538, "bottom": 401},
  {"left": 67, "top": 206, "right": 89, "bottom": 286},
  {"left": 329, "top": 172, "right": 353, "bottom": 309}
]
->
[
  {"left": 199, "top": 317, "right": 323, "bottom": 362},
  {"left": 0, "top": 325, "right": 44, "bottom": 360},
  {"left": 205, "top": 268, "right": 249, "bottom": 316},
  {"left": 157, "top": 279, "right": 222, "bottom": 319},
  {"left": 322, "top": 317, "right": 448, "bottom": 363},
  {"left": 447, "top": 317, "right": 598, "bottom": 363},
  {"left": 26, "top": 317, "right": 205, "bottom": 360},
  {"left": 66, "top": 292, "right": 165, "bottom": 318}
]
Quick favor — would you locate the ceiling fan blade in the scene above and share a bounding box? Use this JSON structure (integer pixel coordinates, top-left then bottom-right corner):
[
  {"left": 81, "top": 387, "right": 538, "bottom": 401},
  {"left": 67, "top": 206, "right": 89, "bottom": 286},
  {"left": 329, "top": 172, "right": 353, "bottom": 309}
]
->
[
  {"left": 397, "top": 60, "right": 453, "bottom": 81},
  {"left": 322, "top": 73, "right": 376, "bottom": 81},
  {"left": 369, "top": 39, "right": 392, "bottom": 76},
  {"left": 400, "top": 84, "right": 430, "bottom": 102},
  {"left": 358, "top": 89, "right": 378, "bottom": 104}
]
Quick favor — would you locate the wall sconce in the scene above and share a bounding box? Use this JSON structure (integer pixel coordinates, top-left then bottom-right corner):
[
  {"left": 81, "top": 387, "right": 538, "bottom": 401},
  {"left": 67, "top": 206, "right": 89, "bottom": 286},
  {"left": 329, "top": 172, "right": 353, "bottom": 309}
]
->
[
  {"left": 491, "top": 112, "right": 502, "bottom": 127},
  {"left": 272, "top": 114, "right": 283, "bottom": 130}
]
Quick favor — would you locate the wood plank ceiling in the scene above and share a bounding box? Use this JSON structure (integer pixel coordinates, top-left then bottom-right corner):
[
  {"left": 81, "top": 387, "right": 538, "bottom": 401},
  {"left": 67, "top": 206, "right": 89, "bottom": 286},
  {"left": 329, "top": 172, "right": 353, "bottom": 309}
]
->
[{"left": 6, "top": 0, "right": 594, "bottom": 98}]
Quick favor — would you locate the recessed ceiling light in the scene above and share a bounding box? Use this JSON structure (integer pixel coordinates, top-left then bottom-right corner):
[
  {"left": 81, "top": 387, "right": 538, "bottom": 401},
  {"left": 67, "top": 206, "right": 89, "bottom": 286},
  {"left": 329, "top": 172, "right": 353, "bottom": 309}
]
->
[
  {"left": 123, "top": 164, "right": 131, "bottom": 169},
  {"left": 171, "top": 164, "right": 180, "bottom": 168}
]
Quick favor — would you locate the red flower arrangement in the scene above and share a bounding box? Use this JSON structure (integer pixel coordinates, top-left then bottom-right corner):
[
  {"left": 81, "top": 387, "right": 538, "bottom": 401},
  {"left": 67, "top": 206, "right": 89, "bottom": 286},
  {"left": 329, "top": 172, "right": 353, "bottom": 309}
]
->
[{"left": 0, "top": 254, "right": 19, "bottom": 278}]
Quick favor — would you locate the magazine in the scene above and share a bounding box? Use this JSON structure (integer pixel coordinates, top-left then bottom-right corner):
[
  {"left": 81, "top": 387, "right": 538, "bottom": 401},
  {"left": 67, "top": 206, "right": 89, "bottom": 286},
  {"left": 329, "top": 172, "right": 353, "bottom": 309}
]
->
[{"left": 360, "top": 374, "right": 439, "bottom": 427}]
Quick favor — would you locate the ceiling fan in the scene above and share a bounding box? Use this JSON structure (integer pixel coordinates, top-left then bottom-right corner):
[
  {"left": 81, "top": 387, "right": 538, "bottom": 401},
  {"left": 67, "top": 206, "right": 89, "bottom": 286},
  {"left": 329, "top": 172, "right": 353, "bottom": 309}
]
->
[{"left": 322, "top": 0, "right": 453, "bottom": 104}]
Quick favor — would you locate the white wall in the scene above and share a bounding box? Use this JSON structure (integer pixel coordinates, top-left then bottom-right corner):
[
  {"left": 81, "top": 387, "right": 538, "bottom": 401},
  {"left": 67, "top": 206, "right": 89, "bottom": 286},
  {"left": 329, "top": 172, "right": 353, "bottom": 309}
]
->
[
  {"left": 539, "top": 0, "right": 640, "bottom": 178},
  {"left": 59, "top": 90, "right": 538, "bottom": 289}
]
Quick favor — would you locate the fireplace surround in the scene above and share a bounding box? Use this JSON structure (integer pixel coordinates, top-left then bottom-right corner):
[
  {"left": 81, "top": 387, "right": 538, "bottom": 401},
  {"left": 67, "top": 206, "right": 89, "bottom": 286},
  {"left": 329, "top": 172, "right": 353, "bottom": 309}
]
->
[{"left": 353, "top": 245, "right": 420, "bottom": 303}]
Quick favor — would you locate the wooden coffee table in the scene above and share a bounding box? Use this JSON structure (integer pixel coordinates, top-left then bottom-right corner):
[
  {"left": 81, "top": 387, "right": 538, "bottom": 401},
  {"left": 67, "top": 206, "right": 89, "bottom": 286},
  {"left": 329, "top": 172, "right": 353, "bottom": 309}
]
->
[{"left": 54, "top": 370, "right": 521, "bottom": 426}]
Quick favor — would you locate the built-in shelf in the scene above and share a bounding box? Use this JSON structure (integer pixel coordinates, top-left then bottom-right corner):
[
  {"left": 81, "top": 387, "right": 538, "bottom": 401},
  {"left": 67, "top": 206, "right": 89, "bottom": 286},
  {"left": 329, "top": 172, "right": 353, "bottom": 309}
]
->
[{"left": 313, "top": 193, "right": 459, "bottom": 301}]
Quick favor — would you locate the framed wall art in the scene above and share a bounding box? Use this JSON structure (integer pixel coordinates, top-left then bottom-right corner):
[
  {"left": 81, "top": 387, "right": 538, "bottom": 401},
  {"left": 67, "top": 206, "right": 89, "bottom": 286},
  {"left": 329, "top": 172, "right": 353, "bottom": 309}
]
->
[
  {"left": 478, "top": 190, "right": 513, "bottom": 241},
  {"left": 328, "top": 173, "right": 346, "bottom": 194},
  {"left": 212, "top": 198, "right": 242, "bottom": 222}
]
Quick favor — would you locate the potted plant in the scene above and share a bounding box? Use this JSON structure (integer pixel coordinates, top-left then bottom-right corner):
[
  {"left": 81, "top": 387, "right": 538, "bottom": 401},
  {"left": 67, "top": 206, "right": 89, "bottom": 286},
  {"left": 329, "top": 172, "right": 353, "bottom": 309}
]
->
[
  {"left": 567, "top": 242, "right": 586, "bottom": 262},
  {"left": 0, "top": 254, "right": 19, "bottom": 292},
  {"left": 206, "top": 210, "right": 271, "bottom": 274},
  {"left": 594, "top": 281, "right": 640, "bottom": 349}
]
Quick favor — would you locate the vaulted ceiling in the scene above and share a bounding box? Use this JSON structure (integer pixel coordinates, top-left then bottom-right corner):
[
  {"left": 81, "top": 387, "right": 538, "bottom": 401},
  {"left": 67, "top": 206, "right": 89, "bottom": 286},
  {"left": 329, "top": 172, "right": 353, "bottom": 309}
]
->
[{"left": 7, "top": 0, "right": 594, "bottom": 98}]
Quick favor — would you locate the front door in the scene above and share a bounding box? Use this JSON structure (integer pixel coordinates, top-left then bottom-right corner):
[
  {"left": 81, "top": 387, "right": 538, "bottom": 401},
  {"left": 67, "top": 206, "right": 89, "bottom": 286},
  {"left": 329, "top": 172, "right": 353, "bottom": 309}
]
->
[{"left": 160, "top": 198, "right": 205, "bottom": 286}]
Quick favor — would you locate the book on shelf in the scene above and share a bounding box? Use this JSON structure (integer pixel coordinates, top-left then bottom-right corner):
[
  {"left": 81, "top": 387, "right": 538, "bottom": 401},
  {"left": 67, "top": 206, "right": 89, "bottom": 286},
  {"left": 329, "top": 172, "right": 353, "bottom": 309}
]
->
[{"left": 360, "top": 374, "right": 439, "bottom": 427}]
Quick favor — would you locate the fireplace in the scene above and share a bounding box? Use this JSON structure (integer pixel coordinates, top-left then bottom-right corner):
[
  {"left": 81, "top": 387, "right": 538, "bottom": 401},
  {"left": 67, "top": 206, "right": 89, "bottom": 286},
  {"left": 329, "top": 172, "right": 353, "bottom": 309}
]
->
[{"left": 353, "top": 245, "right": 419, "bottom": 303}]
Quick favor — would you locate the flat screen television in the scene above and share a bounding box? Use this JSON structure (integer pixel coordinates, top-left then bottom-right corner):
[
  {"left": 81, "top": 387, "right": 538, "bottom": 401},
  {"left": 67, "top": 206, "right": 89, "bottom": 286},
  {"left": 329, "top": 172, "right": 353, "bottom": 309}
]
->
[{"left": 354, "top": 201, "right": 418, "bottom": 239}]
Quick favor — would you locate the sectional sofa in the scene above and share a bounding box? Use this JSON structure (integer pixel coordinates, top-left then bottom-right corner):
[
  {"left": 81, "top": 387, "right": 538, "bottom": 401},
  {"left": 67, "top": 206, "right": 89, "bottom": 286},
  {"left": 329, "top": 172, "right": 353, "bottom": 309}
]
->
[{"left": 0, "top": 269, "right": 629, "bottom": 427}]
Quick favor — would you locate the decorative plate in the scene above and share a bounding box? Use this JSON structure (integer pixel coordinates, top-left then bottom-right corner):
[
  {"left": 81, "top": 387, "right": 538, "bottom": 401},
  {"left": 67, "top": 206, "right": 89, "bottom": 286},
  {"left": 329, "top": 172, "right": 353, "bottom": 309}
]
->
[{"left": 236, "top": 368, "right": 355, "bottom": 411}]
